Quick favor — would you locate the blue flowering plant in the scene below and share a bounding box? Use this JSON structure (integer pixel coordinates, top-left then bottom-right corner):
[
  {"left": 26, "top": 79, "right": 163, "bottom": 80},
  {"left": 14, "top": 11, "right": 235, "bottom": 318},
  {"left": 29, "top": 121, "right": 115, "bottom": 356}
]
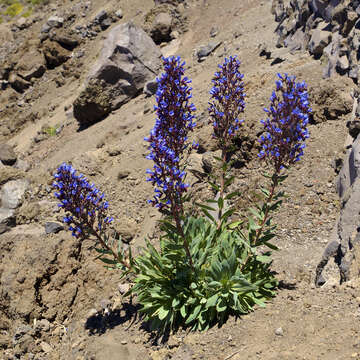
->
[
  {"left": 134, "top": 58, "right": 311, "bottom": 333},
  {"left": 53, "top": 163, "right": 134, "bottom": 272},
  {"left": 52, "top": 57, "right": 311, "bottom": 334},
  {"left": 203, "top": 56, "right": 246, "bottom": 229}
]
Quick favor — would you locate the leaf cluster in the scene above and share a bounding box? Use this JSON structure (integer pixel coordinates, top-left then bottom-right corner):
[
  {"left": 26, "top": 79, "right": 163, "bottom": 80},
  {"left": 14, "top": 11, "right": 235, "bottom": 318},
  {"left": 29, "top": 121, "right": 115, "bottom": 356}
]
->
[{"left": 132, "top": 216, "right": 277, "bottom": 333}]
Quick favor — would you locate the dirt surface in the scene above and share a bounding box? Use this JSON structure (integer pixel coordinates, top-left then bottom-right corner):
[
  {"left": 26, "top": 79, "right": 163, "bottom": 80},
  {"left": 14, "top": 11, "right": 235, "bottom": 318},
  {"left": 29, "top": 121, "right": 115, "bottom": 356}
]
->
[{"left": 1, "top": 0, "right": 360, "bottom": 359}]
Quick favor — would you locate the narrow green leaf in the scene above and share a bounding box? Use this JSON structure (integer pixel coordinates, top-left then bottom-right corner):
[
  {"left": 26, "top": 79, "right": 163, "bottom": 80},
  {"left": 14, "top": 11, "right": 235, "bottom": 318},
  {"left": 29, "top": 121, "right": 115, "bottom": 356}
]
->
[
  {"left": 185, "top": 304, "right": 202, "bottom": 324},
  {"left": 218, "top": 196, "right": 224, "bottom": 210},
  {"left": 196, "top": 202, "right": 217, "bottom": 212},
  {"left": 205, "top": 294, "right": 218, "bottom": 308}
]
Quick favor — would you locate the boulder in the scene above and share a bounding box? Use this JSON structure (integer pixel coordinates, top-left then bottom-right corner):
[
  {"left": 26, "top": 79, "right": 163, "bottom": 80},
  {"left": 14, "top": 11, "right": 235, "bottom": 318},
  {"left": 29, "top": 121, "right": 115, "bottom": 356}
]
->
[
  {"left": 308, "top": 25, "right": 332, "bottom": 56},
  {"left": 73, "top": 22, "right": 162, "bottom": 126},
  {"left": 42, "top": 39, "right": 71, "bottom": 69},
  {"left": 15, "top": 50, "right": 46, "bottom": 81},
  {"left": 0, "top": 179, "right": 29, "bottom": 209},
  {"left": 0, "top": 144, "right": 17, "bottom": 166},
  {"left": 150, "top": 12, "right": 173, "bottom": 44},
  {"left": 8, "top": 73, "right": 31, "bottom": 93}
]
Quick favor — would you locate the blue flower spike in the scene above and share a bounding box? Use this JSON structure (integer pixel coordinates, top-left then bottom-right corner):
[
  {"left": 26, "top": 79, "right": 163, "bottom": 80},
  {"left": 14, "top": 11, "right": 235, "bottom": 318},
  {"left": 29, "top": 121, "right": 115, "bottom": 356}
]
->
[
  {"left": 53, "top": 163, "right": 113, "bottom": 238},
  {"left": 208, "top": 56, "right": 246, "bottom": 147},
  {"left": 145, "top": 56, "right": 196, "bottom": 211},
  {"left": 258, "top": 73, "right": 311, "bottom": 172}
]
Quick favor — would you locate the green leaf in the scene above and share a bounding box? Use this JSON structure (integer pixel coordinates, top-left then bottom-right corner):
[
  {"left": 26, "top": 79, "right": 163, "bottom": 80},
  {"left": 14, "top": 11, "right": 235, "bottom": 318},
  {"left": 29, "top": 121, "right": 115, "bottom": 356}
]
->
[
  {"left": 263, "top": 241, "right": 279, "bottom": 250},
  {"left": 260, "top": 187, "right": 270, "bottom": 197},
  {"left": 196, "top": 202, "right": 216, "bottom": 212},
  {"left": 224, "top": 175, "right": 235, "bottom": 187},
  {"left": 185, "top": 304, "right": 202, "bottom": 324},
  {"left": 249, "top": 207, "right": 263, "bottom": 220},
  {"left": 201, "top": 208, "right": 216, "bottom": 224},
  {"left": 208, "top": 181, "right": 220, "bottom": 192},
  {"left": 158, "top": 307, "right": 169, "bottom": 320},
  {"left": 248, "top": 216, "right": 261, "bottom": 231},
  {"left": 180, "top": 305, "right": 187, "bottom": 318},
  {"left": 228, "top": 220, "right": 243, "bottom": 230},
  {"left": 225, "top": 191, "right": 241, "bottom": 200},
  {"left": 206, "top": 294, "right": 218, "bottom": 308},
  {"left": 99, "top": 257, "right": 118, "bottom": 265},
  {"left": 256, "top": 255, "right": 272, "bottom": 264},
  {"left": 217, "top": 197, "right": 224, "bottom": 210},
  {"left": 216, "top": 299, "right": 227, "bottom": 312}
]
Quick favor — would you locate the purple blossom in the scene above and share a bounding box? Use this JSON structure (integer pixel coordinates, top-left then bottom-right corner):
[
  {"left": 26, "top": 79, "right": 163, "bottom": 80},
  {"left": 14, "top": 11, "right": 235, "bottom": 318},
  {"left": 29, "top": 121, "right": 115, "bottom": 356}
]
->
[
  {"left": 145, "top": 56, "right": 196, "bottom": 211},
  {"left": 258, "top": 73, "right": 311, "bottom": 171},
  {"left": 208, "top": 56, "right": 246, "bottom": 147},
  {"left": 53, "top": 163, "right": 113, "bottom": 237}
]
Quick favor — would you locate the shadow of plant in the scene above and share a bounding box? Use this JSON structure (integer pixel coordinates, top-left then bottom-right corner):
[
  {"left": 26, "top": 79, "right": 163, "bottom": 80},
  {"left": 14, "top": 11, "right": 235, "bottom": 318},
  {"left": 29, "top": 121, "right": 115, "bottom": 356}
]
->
[{"left": 85, "top": 301, "right": 141, "bottom": 335}]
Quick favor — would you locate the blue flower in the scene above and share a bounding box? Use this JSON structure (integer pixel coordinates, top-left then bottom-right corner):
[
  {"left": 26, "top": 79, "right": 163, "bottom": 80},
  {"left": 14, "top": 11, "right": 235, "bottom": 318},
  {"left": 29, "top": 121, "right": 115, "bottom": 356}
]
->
[
  {"left": 258, "top": 73, "right": 311, "bottom": 171},
  {"left": 52, "top": 163, "right": 113, "bottom": 238},
  {"left": 208, "top": 56, "right": 246, "bottom": 148},
  {"left": 145, "top": 56, "right": 196, "bottom": 211}
]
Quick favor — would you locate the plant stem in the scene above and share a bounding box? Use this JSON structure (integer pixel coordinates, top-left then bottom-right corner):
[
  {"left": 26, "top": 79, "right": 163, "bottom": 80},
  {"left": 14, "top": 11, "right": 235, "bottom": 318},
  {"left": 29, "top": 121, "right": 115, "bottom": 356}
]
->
[
  {"left": 241, "top": 170, "right": 279, "bottom": 270},
  {"left": 252, "top": 172, "right": 278, "bottom": 246},
  {"left": 217, "top": 148, "right": 227, "bottom": 230},
  {"left": 84, "top": 219, "right": 132, "bottom": 270}
]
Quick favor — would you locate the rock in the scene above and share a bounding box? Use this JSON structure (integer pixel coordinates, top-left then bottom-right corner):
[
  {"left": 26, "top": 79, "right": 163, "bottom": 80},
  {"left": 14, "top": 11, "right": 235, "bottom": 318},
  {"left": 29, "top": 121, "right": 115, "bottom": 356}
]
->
[
  {"left": 45, "top": 222, "right": 64, "bottom": 234},
  {"left": 13, "top": 325, "right": 33, "bottom": 345},
  {"left": 0, "top": 208, "right": 15, "bottom": 233},
  {"left": 42, "top": 39, "right": 71, "bottom": 68},
  {"left": 308, "top": 26, "right": 332, "bottom": 56},
  {"left": 47, "top": 16, "right": 64, "bottom": 29},
  {"left": 150, "top": 12, "right": 173, "bottom": 44},
  {"left": 40, "top": 341, "right": 52, "bottom": 353},
  {"left": 73, "top": 22, "right": 161, "bottom": 125},
  {"left": 94, "top": 10, "right": 111, "bottom": 30},
  {"left": 196, "top": 40, "right": 222, "bottom": 61},
  {"left": 0, "top": 179, "right": 29, "bottom": 209},
  {"left": 272, "top": 0, "right": 360, "bottom": 79},
  {"left": 13, "top": 159, "right": 30, "bottom": 172},
  {"left": 51, "top": 30, "right": 79, "bottom": 50},
  {"left": 16, "top": 17, "right": 32, "bottom": 30},
  {"left": 310, "top": 78, "right": 352, "bottom": 123},
  {"left": 0, "top": 144, "right": 17, "bottom": 165},
  {"left": 15, "top": 50, "right": 46, "bottom": 81},
  {"left": 275, "top": 327, "right": 284, "bottom": 336},
  {"left": 336, "top": 55, "right": 350, "bottom": 73},
  {"left": 8, "top": 73, "right": 31, "bottom": 93},
  {"left": 115, "top": 9, "right": 123, "bottom": 19},
  {"left": 118, "top": 283, "right": 131, "bottom": 295},
  {"left": 143, "top": 77, "right": 158, "bottom": 97},
  {"left": 113, "top": 218, "right": 137, "bottom": 242},
  {"left": 34, "top": 319, "right": 51, "bottom": 333}
]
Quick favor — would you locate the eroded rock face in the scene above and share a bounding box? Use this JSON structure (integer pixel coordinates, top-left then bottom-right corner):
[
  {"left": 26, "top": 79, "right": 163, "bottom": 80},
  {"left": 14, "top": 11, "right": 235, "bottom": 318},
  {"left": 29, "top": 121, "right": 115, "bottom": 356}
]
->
[
  {"left": 73, "top": 22, "right": 162, "bottom": 126},
  {"left": 272, "top": 0, "right": 360, "bottom": 81},
  {"left": 316, "top": 93, "right": 360, "bottom": 285}
]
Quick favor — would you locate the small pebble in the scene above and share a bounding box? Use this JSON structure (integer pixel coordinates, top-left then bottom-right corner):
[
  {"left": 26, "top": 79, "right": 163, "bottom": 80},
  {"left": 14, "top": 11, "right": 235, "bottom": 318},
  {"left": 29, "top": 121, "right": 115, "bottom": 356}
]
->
[{"left": 275, "top": 327, "right": 284, "bottom": 336}]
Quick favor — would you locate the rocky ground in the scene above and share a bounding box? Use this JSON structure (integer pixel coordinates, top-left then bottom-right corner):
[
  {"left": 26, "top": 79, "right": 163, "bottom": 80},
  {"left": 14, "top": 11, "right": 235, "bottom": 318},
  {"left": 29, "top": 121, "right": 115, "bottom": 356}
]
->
[{"left": 1, "top": 0, "right": 360, "bottom": 359}]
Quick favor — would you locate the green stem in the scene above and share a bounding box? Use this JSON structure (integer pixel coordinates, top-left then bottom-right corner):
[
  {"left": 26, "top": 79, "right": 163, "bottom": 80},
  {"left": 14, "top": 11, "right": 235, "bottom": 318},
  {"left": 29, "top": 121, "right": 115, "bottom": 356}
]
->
[
  {"left": 241, "top": 171, "right": 279, "bottom": 270},
  {"left": 217, "top": 148, "right": 227, "bottom": 230}
]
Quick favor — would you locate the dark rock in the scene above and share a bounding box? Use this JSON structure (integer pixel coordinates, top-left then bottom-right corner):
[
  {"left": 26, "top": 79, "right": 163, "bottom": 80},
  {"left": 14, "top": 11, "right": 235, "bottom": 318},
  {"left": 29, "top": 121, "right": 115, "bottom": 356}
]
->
[
  {"left": 42, "top": 39, "right": 71, "bottom": 68},
  {"left": 8, "top": 73, "right": 31, "bottom": 93},
  {"left": 45, "top": 222, "right": 64, "bottom": 234},
  {"left": 150, "top": 12, "right": 173, "bottom": 44},
  {"left": 308, "top": 25, "right": 332, "bottom": 56},
  {"left": 0, "top": 208, "right": 15, "bottom": 233},
  {"left": 143, "top": 77, "right": 158, "bottom": 96},
  {"left": 47, "top": 16, "right": 64, "bottom": 29},
  {"left": 95, "top": 10, "right": 108, "bottom": 23},
  {"left": 51, "top": 31, "right": 79, "bottom": 50},
  {"left": 73, "top": 22, "right": 161, "bottom": 125},
  {"left": 15, "top": 50, "right": 46, "bottom": 81},
  {"left": 196, "top": 40, "right": 222, "bottom": 61},
  {"left": 0, "top": 144, "right": 17, "bottom": 165}
]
